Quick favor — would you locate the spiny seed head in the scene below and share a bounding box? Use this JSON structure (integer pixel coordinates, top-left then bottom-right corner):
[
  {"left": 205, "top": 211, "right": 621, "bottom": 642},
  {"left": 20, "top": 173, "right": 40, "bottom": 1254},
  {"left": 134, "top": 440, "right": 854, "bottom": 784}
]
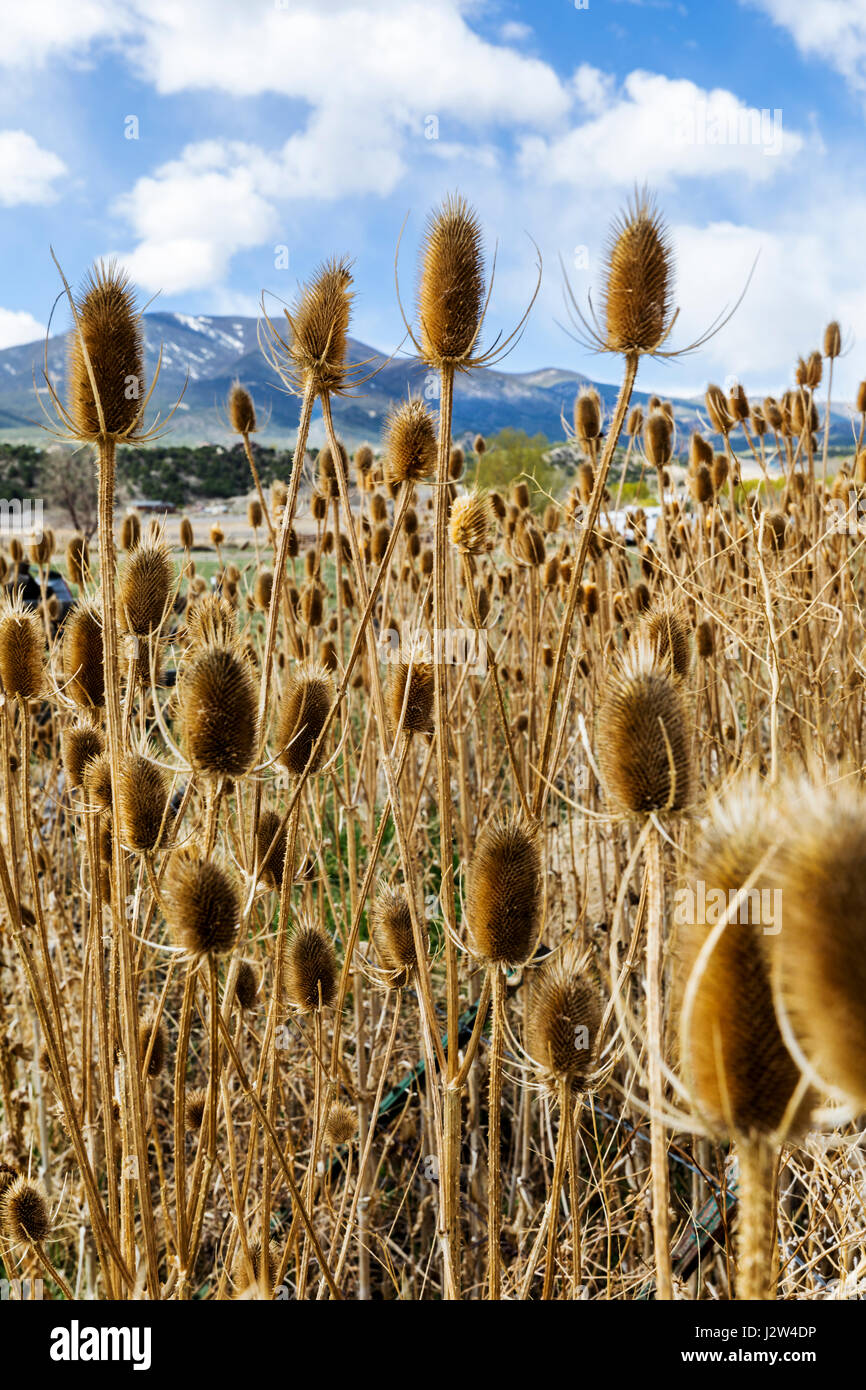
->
[
  {"left": 417, "top": 193, "right": 485, "bottom": 367},
  {"left": 62, "top": 597, "right": 104, "bottom": 707},
  {"left": 689, "top": 431, "right": 714, "bottom": 470},
  {"left": 513, "top": 519, "right": 545, "bottom": 567},
  {"left": 235, "top": 960, "right": 259, "bottom": 1012},
  {"left": 450, "top": 444, "right": 465, "bottom": 479},
  {"left": 762, "top": 509, "right": 788, "bottom": 552},
  {"left": 0, "top": 592, "right": 43, "bottom": 700},
  {"left": 711, "top": 452, "right": 729, "bottom": 491},
  {"left": 186, "top": 592, "right": 237, "bottom": 648},
  {"left": 449, "top": 489, "right": 492, "bottom": 555},
  {"left": 766, "top": 781, "right": 866, "bottom": 1112},
  {"left": 1, "top": 1174, "right": 49, "bottom": 1243},
  {"left": 387, "top": 657, "right": 434, "bottom": 736},
  {"left": 601, "top": 189, "right": 674, "bottom": 355},
  {"left": 139, "top": 1010, "right": 166, "bottom": 1079},
  {"left": 695, "top": 619, "right": 714, "bottom": 658},
  {"left": 166, "top": 853, "right": 240, "bottom": 958},
  {"left": 67, "top": 260, "right": 146, "bottom": 440},
  {"left": 61, "top": 719, "right": 104, "bottom": 787},
  {"left": 228, "top": 381, "right": 256, "bottom": 435},
  {"left": 83, "top": 751, "right": 112, "bottom": 810},
  {"left": 645, "top": 603, "right": 691, "bottom": 680},
  {"left": 66, "top": 534, "right": 89, "bottom": 587},
  {"left": 705, "top": 383, "right": 733, "bottom": 435},
  {"left": 179, "top": 517, "right": 194, "bottom": 549},
  {"left": 178, "top": 640, "right": 258, "bottom": 778},
  {"left": 527, "top": 945, "right": 602, "bottom": 1089},
  {"left": 232, "top": 1237, "right": 279, "bottom": 1296},
  {"left": 284, "top": 256, "right": 354, "bottom": 394},
  {"left": 118, "top": 536, "right": 173, "bottom": 637},
  {"left": 248, "top": 499, "right": 263, "bottom": 530},
  {"left": 644, "top": 409, "right": 672, "bottom": 468},
  {"left": 574, "top": 387, "right": 602, "bottom": 444},
  {"left": 254, "top": 570, "right": 273, "bottom": 611},
  {"left": 466, "top": 815, "right": 542, "bottom": 966},
  {"left": 120, "top": 512, "right": 141, "bottom": 551},
  {"left": 282, "top": 919, "right": 337, "bottom": 1012},
  {"left": 824, "top": 321, "right": 842, "bottom": 359},
  {"left": 384, "top": 397, "right": 437, "bottom": 487},
  {"left": 276, "top": 661, "right": 333, "bottom": 776},
  {"left": 597, "top": 636, "right": 692, "bottom": 816},
  {"left": 689, "top": 464, "right": 713, "bottom": 505},
  {"left": 185, "top": 1088, "right": 207, "bottom": 1132},
  {"left": 116, "top": 751, "right": 168, "bottom": 852},
  {"left": 370, "top": 883, "right": 418, "bottom": 984},
  {"left": 325, "top": 1102, "right": 358, "bottom": 1146},
  {"left": 256, "top": 809, "right": 288, "bottom": 889},
  {"left": 677, "top": 781, "right": 809, "bottom": 1140},
  {"left": 318, "top": 438, "right": 348, "bottom": 498}
]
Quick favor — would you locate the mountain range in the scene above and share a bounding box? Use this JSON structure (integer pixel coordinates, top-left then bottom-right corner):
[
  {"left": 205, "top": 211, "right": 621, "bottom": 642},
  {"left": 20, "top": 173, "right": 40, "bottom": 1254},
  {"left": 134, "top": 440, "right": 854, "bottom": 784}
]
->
[{"left": 0, "top": 312, "right": 855, "bottom": 452}]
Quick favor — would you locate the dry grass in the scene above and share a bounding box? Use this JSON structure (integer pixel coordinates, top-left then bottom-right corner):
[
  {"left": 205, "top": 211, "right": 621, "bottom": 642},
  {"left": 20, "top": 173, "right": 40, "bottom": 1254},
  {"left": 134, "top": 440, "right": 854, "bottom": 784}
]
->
[{"left": 1, "top": 193, "right": 866, "bottom": 1302}]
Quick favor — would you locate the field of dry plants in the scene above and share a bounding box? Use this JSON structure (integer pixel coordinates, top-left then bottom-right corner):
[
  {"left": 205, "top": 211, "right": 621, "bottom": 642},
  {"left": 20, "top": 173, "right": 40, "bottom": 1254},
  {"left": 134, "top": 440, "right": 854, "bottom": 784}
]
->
[{"left": 1, "top": 190, "right": 866, "bottom": 1303}]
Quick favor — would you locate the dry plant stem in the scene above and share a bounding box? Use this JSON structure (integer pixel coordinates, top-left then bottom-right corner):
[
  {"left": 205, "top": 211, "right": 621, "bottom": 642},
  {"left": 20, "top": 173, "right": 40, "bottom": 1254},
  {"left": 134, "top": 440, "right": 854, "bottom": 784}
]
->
[
  {"left": 213, "top": 1007, "right": 343, "bottom": 1299},
  {"left": 97, "top": 435, "right": 160, "bottom": 1298},
  {"left": 533, "top": 352, "right": 639, "bottom": 817},
  {"left": 646, "top": 825, "right": 673, "bottom": 1300},
  {"left": 541, "top": 1077, "right": 572, "bottom": 1299},
  {"left": 488, "top": 966, "right": 505, "bottom": 1299},
  {"left": 241, "top": 431, "right": 275, "bottom": 545},
  {"left": 736, "top": 1138, "right": 779, "bottom": 1300}
]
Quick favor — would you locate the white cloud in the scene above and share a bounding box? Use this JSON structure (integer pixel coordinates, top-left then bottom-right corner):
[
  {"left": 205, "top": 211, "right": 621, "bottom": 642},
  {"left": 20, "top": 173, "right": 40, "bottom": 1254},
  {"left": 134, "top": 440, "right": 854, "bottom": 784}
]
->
[
  {"left": 744, "top": 0, "right": 866, "bottom": 93},
  {"left": 518, "top": 70, "right": 805, "bottom": 189},
  {"left": 0, "top": 0, "right": 123, "bottom": 68},
  {"left": 0, "top": 308, "right": 46, "bottom": 349},
  {"left": 500, "top": 20, "right": 532, "bottom": 41},
  {"left": 113, "top": 142, "right": 280, "bottom": 293},
  {"left": 0, "top": 130, "right": 66, "bottom": 205}
]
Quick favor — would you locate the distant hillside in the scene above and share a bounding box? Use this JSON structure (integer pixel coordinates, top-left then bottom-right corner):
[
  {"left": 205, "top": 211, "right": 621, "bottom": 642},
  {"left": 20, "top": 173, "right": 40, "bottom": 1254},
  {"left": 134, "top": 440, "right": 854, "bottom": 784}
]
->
[{"left": 0, "top": 312, "right": 854, "bottom": 452}]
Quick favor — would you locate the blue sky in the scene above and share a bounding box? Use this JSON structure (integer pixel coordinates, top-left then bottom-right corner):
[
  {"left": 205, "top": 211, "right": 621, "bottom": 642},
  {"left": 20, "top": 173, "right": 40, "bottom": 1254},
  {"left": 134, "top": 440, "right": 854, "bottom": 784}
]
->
[{"left": 1, "top": 0, "right": 866, "bottom": 403}]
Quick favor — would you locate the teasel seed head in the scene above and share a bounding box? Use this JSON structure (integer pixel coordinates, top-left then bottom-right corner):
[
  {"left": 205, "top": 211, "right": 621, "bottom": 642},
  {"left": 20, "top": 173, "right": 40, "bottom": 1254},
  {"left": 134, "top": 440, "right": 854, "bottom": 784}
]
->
[
  {"left": 166, "top": 852, "right": 240, "bottom": 958},
  {"left": 645, "top": 602, "right": 691, "bottom": 680},
  {"left": 283, "top": 255, "right": 354, "bottom": 395},
  {"left": 325, "top": 1102, "right": 358, "bottom": 1147},
  {"left": 118, "top": 535, "right": 173, "bottom": 637},
  {"left": 116, "top": 751, "right": 169, "bottom": 852},
  {"left": 766, "top": 781, "right": 866, "bottom": 1111},
  {"left": 66, "top": 260, "right": 146, "bottom": 440},
  {"left": 527, "top": 944, "right": 602, "bottom": 1090},
  {"left": 644, "top": 409, "right": 672, "bottom": 468},
  {"left": 386, "top": 655, "right": 434, "bottom": 736},
  {"left": 689, "top": 430, "right": 714, "bottom": 471},
  {"left": 235, "top": 961, "right": 259, "bottom": 1012},
  {"left": 178, "top": 639, "right": 258, "bottom": 778},
  {"left": 449, "top": 489, "right": 492, "bottom": 554},
  {"left": 513, "top": 518, "right": 545, "bottom": 566},
  {"left": 185, "top": 1088, "right": 207, "bottom": 1132},
  {"left": 66, "top": 533, "right": 89, "bottom": 587},
  {"left": 689, "top": 464, "right": 713, "bottom": 505},
  {"left": 256, "top": 809, "right": 289, "bottom": 890},
  {"left": 83, "top": 751, "right": 113, "bottom": 810},
  {"left": 574, "top": 387, "right": 602, "bottom": 445},
  {"left": 677, "top": 781, "right": 809, "bottom": 1140},
  {"left": 466, "top": 814, "right": 542, "bottom": 966},
  {"left": 601, "top": 189, "right": 674, "bottom": 355},
  {"left": 318, "top": 438, "right": 348, "bottom": 498},
  {"left": 762, "top": 509, "right": 788, "bottom": 552},
  {"left": 0, "top": 591, "right": 43, "bottom": 700},
  {"left": 384, "top": 397, "right": 437, "bottom": 487},
  {"left": 711, "top": 452, "right": 729, "bottom": 491},
  {"left": 179, "top": 516, "right": 194, "bottom": 550},
  {"left": 282, "top": 918, "right": 338, "bottom": 1012},
  {"left": 416, "top": 193, "right": 485, "bottom": 367},
  {"left": 228, "top": 381, "right": 256, "bottom": 435},
  {"left": 705, "top": 383, "right": 732, "bottom": 436},
  {"left": 62, "top": 596, "right": 104, "bottom": 707},
  {"left": 597, "top": 636, "right": 692, "bottom": 816},
  {"left": 61, "top": 718, "right": 104, "bottom": 787},
  {"left": 449, "top": 445, "right": 465, "bottom": 480},
  {"left": 695, "top": 619, "right": 714, "bottom": 659},
  {"left": 139, "top": 1009, "right": 166, "bottom": 1080},
  {"left": 1, "top": 1174, "right": 50, "bottom": 1244},
  {"left": 276, "top": 660, "right": 333, "bottom": 777},
  {"left": 369, "top": 883, "right": 419, "bottom": 985},
  {"left": 185, "top": 592, "right": 237, "bottom": 648}
]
